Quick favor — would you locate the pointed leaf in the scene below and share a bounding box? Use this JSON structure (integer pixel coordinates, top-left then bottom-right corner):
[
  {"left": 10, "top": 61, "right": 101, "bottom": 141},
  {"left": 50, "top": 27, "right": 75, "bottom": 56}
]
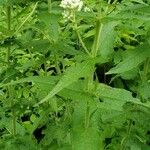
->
[
  {"left": 107, "top": 43, "right": 150, "bottom": 74},
  {"left": 95, "top": 83, "right": 137, "bottom": 111},
  {"left": 0, "top": 76, "right": 58, "bottom": 88},
  {"left": 38, "top": 58, "right": 96, "bottom": 104}
]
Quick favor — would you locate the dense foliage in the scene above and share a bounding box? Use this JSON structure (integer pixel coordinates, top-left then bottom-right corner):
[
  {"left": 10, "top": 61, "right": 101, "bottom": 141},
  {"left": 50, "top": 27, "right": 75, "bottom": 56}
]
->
[{"left": 0, "top": 0, "right": 150, "bottom": 149}]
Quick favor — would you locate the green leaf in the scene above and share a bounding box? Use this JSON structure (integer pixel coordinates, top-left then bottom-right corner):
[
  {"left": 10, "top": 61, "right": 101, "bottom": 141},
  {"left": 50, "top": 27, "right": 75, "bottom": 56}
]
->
[
  {"left": 95, "top": 83, "right": 137, "bottom": 111},
  {"left": 3, "top": 118, "right": 26, "bottom": 136},
  {"left": 98, "top": 21, "right": 118, "bottom": 58},
  {"left": 72, "top": 127, "right": 101, "bottom": 150},
  {"left": 106, "top": 43, "right": 150, "bottom": 74},
  {"left": 131, "top": 0, "right": 148, "bottom": 5},
  {"left": 71, "top": 97, "right": 102, "bottom": 150},
  {"left": 37, "top": 12, "right": 60, "bottom": 42},
  {"left": 0, "top": 76, "right": 58, "bottom": 88},
  {"left": 37, "top": 58, "right": 96, "bottom": 105},
  {"left": 137, "top": 82, "right": 150, "bottom": 100}
]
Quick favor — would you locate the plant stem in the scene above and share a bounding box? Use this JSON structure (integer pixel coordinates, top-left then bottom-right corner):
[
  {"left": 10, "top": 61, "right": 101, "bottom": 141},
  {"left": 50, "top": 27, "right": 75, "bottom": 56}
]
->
[
  {"left": 54, "top": 52, "right": 61, "bottom": 74},
  {"left": 143, "top": 58, "right": 150, "bottom": 82},
  {"left": 85, "top": 100, "right": 90, "bottom": 129},
  {"left": 91, "top": 0, "right": 112, "bottom": 58},
  {"left": 7, "top": 6, "right": 11, "bottom": 31},
  {"left": 121, "top": 120, "right": 132, "bottom": 150},
  {"left": 8, "top": 86, "right": 16, "bottom": 136},
  {"left": 48, "top": 0, "right": 51, "bottom": 13},
  {"left": 112, "top": 0, "right": 118, "bottom": 4},
  {"left": 91, "top": 19, "right": 103, "bottom": 57},
  {"left": 7, "top": 6, "right": 11, "bottom": 66},
  {"left": 11, "top": 96, "right": 16, "bottom": 136},
  {"left": 7, "top": 6, "right": 16, "bottom": 136},
  {"left": 84, "top": 0, "right": 113, "bottom": 128},
  {"left": 76, "top": 29, "right": 91, "bottom": 56},
  {"left": 72, "top": 12, "right": 91, "bottom": 56},
  {"left": 15, "top": 2, "right": 38, "bottom": 34}
]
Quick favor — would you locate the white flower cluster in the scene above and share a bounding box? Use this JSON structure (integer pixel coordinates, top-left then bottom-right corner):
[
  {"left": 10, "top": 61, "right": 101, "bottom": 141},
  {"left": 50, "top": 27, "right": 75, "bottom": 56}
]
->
[
  {"left": 60, "top": 0, "right": 90, "bottom": 21},
  {"left": 60, "top": 0, "right": 83, "bottom": 11}
]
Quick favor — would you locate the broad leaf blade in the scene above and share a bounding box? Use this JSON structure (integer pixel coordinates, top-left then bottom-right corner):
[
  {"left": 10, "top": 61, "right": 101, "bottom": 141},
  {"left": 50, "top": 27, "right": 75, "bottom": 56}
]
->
[
  {"left": 99, "top": 21, "right": 118, "bottom": 58},
  {"left": 106, "top": 43, "right": 150, "bottom": 74},
  {"left": 38, "top": 58, "right": 96, "bottom": 104},
  {"left": 95, "top": 83, "right": 137, "bottom": 111},
  {"left": 72, "top": 127, "right": 101, "bottom": 150}
]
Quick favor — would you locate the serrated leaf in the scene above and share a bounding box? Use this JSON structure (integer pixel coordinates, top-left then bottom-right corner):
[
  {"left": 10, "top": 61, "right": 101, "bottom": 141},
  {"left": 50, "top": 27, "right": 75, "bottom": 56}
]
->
[
  {"left": 95, "top": 83, "right": 136, "bottom": 111},
  {"left": 38, "top": 58, "right": 96, "bottom": 104},
  {"left": 106, "top": 43, "right": 150, "bottom": 74}
]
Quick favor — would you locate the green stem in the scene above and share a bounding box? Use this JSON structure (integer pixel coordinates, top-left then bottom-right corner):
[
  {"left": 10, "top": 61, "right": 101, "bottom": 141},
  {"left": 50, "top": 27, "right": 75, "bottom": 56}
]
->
[
  {"left": 48, "top": 0, "right": 51, "bottom": 13},
  {"left": 143, "top": 58, "right": 150, "bottom": 82},
  {"left": 54, "top": 52, "right": 61, "bottom": 74},
  {"left": 85, "top": 100, "right": 90, "bottom": 129},
  {"left": 8, "top": 86, "right": 16, "bottom": 136},
  {"left": 76, "top": 29, "right": 91, "bottom": 56},
  {"left": 112, "top": 0, "right": 118, "bottom": 4},
  {"left": 91, "top": 19, "right": 103, "bottom": 57},
  {"left": 121, "top": 120, "right": 132, "bottom": 150},
  {"left": 72, "top": 12, "right": 91, "bottom": 56},
  {"left": 12, "top": 101, "right": 16, "bottom": 136},
  {"left": 7, "top": 6, "right": 11, "bottom": 66},
  {"left": 84, "top": 0, "right": 113, "bottom": 128},
  {"left": 7, "top": 6, "right": 11, "bottom": 31},
  {"left": 15, "top": 2, "right": 38, "bottom": 34},
  {"left": 7, "top": 6, "right": 16, "bottom": 137},
  {"left": 91, "top": 0, "right": 112, "bottom": 57}
]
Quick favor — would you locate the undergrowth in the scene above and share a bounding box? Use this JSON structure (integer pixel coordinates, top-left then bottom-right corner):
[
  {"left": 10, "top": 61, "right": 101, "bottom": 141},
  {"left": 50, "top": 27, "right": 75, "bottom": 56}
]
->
[{"left": 0, "top": 0, "right": 150, "bottom": 149}]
